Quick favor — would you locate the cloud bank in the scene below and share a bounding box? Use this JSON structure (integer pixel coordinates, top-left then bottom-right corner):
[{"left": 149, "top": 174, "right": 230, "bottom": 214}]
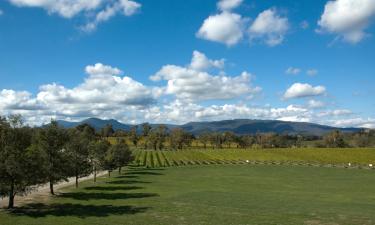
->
[
  {"left": 0, "top": 51, "right": 373, "bottom": 128},
  {"left": 8, "top": 0, "right": 141, "bottom": 32}
]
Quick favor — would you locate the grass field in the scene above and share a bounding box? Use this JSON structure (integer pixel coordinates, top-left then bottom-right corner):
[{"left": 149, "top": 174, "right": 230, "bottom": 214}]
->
[
  {"left": 1, "top": 164, "right": 375, "bottom": 225},
  {"left": 132, "top": 148, "right": 375, "bottom": 168}
]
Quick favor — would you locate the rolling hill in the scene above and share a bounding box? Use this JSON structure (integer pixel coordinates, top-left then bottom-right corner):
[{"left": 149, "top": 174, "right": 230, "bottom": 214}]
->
[{"left": 55, "top": 118, "right": 361, "bottom": 136}]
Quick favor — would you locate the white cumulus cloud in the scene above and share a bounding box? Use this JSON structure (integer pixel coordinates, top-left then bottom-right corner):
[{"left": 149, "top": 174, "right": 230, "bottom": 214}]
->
[
  {"left": 317, "top": 0, "right": 375, "bottom": 43},
  {"left": 0, "top": 63, "right": 156, "bottom": 125},
  {"left": 189, "top": 50, "right": 225, "bottom": 71},
  {"left": 197, "top": 12, "right": 246, "bottom": 46},
  {"left": 329, "top": 118, "right": 375, "bottom": 128},
  {"left": 8, "top": 0, "right": 103, "bottom": 18},
  {"left": 217, "top": 0, "right": 243, "bottom": 11},
  {"left": 249, "top": 9, "right": 289, "bottom": 46},
  {"left": 283, "top": 83, "right": 326, "bottom": 99},
  {"left": 8, "top": 0, "right": 141, "bottom": 32},
  {"left": 151, "top": 51, "right": 261, "bottom": 102},
  {"left": 307, "top": 99, "right": 325, "bottom": 109}
]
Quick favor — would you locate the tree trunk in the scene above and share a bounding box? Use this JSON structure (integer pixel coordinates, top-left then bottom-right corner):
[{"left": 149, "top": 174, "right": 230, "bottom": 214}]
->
[
  {"left": 75, "top": 175, "right": 79, "bottom": 188},
  {"left": 8, "top": 181, "right": 15, "bottom": 209},
  {"left": 108, "top": 170, "right": 111, "bottom": 177},
  {"left": 49, "top": 179, "right": 54, "bottom": 195},
  {"left": 118, "top": 166, "right": 122, "bottom": 174},
  {"left": 94, "top": 168, "right": 97, "bottom": 183}
]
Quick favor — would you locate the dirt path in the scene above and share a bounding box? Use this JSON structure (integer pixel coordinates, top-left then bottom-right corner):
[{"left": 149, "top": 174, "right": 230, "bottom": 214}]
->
[{"left": 0, "top": 171, "right": 108, "bottom": 209}]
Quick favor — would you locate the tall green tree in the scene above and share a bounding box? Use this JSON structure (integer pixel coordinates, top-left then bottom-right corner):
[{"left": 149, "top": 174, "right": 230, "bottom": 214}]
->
[
  {"left": 129, "top": 126, "right": 139, "bottom": 148},
  {"left": 101, "top": 124, "right": 114, "bottom": 137},
  {"left": 106, "top": 139, "right": 134, "bottom": 174},
  {"left": 237, "top": 135, "right": 255, "bottom": 149},
  {"left": 88, "top": 139, "right": 110, "bottom": 182},
  {"left": 324, "top": 130, "right": 347, "bottom": 148},
  {"left": 169, "top": 128, "right": 193, "bottom": 150},
  {"left": 141, "top": 123, "right": 152, "bottom": 149},
  {"left": 65, "top": 126, "right": 94, "bottom": 188},
  {"left": 32, "top": 120, "right": 69, "bottom": 195},
  {"left": 198, "top": 133, "right": 211, "bottom": 149},
  {"left": 223, "top": 131, "right": 236, "bottom": 148},
  {"left": 0, "top": 115, "right": 44, "bottom": 208},
  {"left": 209, "top": 133, "right": 224, "bottom": 149}
]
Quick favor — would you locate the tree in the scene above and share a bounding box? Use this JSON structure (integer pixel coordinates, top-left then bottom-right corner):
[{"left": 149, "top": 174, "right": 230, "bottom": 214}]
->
[
  {"left": 88, "top": 139, "right": 110, "bottom": 182},
  {"left": 169, "top": 128, "right": 193, "bottom": 150},
  {"left": 198, "top": 133, "right": 211, "bottom": 149},
  {"left": 129, "top": 126, "right": 139, "bottom": 148},
  {"left": 65, "top": 126, "right": 94, "bottom": 188},
  {"left": 237, "top": 135, "right": 255, "bottom": 149},
  {"left": 209, "top": 133, "right": 224, "bottom": 149},
  {"left": 324, "top": 130, "right": 347, "bottom": 148},
  {"left": 114, "top": 129, "right": 127, "bottom": 137},
  {"left": 147, "top": 125, "right": 167, "bottom": 150},
  {"left": 351, "top": 130, "right": 371, "bottom": 147},
  {"left": 0, "top": 115, "right": 44, "bottom": 208},
  {"left": 141, "top": 123, "right": 152, "bottom": 149},
  {"left": 32, "top": 120, "right": 69, "bottom": 195},
  {"left": 106, "top": 139, "right": 134, "bottom": 174},
  {"left": 223, "top": 131, "right": 236, "bottom": 148},
  {"left": 142, "top": 123, "right": 152, "bottom": 136},
  {"left": 101, "top": 124, "right": 114, "bottom": 137}
]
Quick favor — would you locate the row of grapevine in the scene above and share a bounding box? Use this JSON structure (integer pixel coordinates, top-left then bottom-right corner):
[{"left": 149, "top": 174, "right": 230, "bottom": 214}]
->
[{"left": 131, "top": 149, "right": 375, "bottom": 169}]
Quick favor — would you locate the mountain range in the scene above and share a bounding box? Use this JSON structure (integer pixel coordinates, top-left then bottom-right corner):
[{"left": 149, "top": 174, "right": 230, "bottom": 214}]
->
[{"left": 55, "top": 118, "right": 362, "bottom": 136}]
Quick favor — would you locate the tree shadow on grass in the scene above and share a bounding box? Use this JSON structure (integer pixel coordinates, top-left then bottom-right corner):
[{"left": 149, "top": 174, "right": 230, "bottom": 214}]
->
[
  {"left": 60, "top": 192, "right": 159, "bottom": 201},
  {"left": 10, "top": 203, "right": 149, "bottom": 218},
  {"left": 107, "top": 180, "right": 152, "bottom": 185},
  {"left": 128, "top": 166, "right": 165, "bottom": 171},
  {"left": 126, "top": 171, "right": 164, "bottom": 176},
  {"left": 115, "top": 175, "right": 139, "bottom": 179},
  {"left": 84, "top": 186, "right": 144, "bottom": 191}
]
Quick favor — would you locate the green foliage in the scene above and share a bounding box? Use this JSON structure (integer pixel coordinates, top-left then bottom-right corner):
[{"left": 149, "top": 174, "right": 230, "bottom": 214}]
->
[
  {"left": 32, "top": 120, "right": 69, "bottom": 194},
  {"left": 100, "top": 124, "right": 114, "bottom": 137},
  {"left": 65, "top": 126, "right": 94, "bottom": 187},
  {"left": 0, "top": 115, "right": 45, "bottom": 208},
  {"left": 147, "top": 125, "right": 167, "bottom": 150},
  {"left": 324, "top": 130, "right": 347, "bottom": 148},
  {"left": 88, "top": 139, "right": 111, "bottom": 181},
  {"left": 129, "top": 126, "right": 139, "bottom": 148},
  {"left": 169, "top": 128, "right": 193, "bottom": 150},
  {"left": 105, "top": 139, "right": 134, "bottom": 174}
]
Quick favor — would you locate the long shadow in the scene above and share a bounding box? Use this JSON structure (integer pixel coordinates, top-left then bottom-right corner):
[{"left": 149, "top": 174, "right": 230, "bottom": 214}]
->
[
  {"left": 115, "top": 175, "right": 139, "bottom": 179},
  {"left": 84, "top": 186, "right": 144, "bottom": 191},
  {"left": 10, "top": 203, "right": 149, "bottom": 218},
  {"left": 60, "top": 192, "right": 159, "bottom": 201},
  {"left": 107, "top": 180, "right": 152, "bottom": 185},
  {"left": 126, "top": 171, "right": 163, "bottom": 176},
  {"left": 128, "top": 167, "right": 165, "bottom": 171}
]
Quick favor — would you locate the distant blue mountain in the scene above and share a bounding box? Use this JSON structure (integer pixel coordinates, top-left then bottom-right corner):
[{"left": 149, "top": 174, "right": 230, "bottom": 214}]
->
[
  {"left": 180, "top": 119, "right": 360, "bottom": 136},
  {"left": 56, "top": 118, "right": 132, "bottom": 131},
  {"left": 55, "top": 118, "right": 361, "bottom": 136}
]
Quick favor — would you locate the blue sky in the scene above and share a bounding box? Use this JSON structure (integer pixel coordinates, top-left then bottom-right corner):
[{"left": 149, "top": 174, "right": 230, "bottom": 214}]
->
[{"left": 0, "top": 0, "right": 374, "bottom": 128}]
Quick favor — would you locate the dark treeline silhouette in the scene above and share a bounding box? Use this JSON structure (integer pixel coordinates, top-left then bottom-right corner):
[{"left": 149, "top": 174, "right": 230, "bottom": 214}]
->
[{"left": 0, "top": 115, "right": 134, "bottom": 209}]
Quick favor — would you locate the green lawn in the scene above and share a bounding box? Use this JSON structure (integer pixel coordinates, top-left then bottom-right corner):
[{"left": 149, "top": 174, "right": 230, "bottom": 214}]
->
[{"left": 1, "top": 164, "right": 375, "bottom": 225}]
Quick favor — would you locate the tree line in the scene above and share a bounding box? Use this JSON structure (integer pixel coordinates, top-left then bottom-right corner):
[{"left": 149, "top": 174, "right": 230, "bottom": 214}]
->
[
  {"left": 0, "top": 115, "right": 134, "bottom": 209},
  {"left": 104, "top": 123, "right": 375, "bottom": 150}
]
